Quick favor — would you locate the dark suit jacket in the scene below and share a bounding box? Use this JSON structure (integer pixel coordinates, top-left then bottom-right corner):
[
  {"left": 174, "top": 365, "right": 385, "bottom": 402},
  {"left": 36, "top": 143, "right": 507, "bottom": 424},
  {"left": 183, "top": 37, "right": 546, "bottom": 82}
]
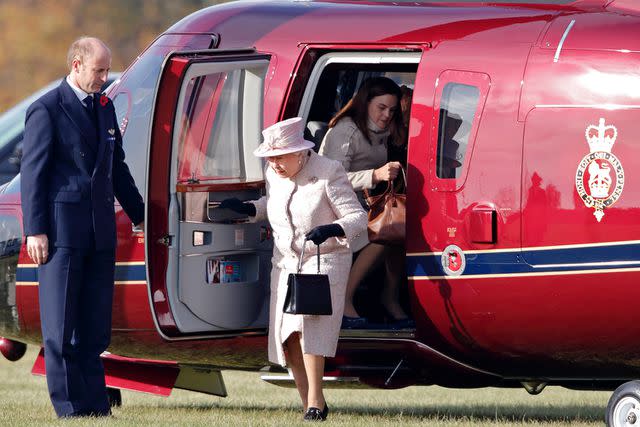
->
[{"left": 20, "top": 79, "right": 144, "bottom": 250}]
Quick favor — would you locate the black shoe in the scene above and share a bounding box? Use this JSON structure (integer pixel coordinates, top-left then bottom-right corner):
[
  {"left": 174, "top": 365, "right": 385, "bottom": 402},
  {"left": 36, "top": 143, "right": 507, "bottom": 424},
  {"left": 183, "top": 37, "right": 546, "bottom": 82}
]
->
[
  {"left": 303, "top": 404, "right": 328, "bottom": 421},
  {"left": 341, "top": 315, "right": 367, "bottom": 329},
  {"left": 388, "top": 318, "right": 416, "bottom": 330},
  {"left": 382, "top": 308, "right": 416, "bottom": 329}
]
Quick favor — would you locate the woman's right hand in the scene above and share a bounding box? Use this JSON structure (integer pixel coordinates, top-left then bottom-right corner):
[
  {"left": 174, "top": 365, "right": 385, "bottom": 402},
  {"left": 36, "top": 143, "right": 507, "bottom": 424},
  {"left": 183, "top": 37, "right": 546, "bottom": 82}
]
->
[
  {"left": 373, "top": 161, "right": 402, "bottom": 183},
  {"left": 218, "top": 198, "right": 256, "bottom": 216}
]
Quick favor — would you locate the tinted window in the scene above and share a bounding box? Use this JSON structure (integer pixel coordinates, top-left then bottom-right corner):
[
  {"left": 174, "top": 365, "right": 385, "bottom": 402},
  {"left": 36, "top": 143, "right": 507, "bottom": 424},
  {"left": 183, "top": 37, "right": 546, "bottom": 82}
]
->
[
  {"left": 177, "top": 69, "right": 245, "bottom": 182},
  {"left": 436, "top": 83, "right": 480, "bottom": 179},
  {"left": 201, "top": 70, "right": 243, "bottom": 179},
  {"left": 308, "top": 64, "right": 416, "bottom": 124},
  {"left": 110, "top": 35, "right": 217, "bottom": 196},
  {"left": 111, "top": 46, "right": 173, "bottom": 197}
]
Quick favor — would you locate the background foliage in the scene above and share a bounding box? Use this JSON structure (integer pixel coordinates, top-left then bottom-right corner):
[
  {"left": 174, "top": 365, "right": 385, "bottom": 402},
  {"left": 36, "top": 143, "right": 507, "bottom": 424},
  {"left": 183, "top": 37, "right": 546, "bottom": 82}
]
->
[{"left": 0, "top": 0, "right": 233, "bottom": 111}]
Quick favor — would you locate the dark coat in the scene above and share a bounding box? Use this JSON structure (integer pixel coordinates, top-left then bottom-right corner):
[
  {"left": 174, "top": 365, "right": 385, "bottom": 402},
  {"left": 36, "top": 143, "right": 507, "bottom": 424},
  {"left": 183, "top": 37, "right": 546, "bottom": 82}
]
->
[{"left": 20, "top": 79, "right": 143, "bottom": 249}]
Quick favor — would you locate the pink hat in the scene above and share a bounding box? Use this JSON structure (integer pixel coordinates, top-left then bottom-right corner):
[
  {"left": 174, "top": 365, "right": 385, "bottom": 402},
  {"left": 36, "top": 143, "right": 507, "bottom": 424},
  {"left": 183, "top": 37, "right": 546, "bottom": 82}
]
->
[{"left": 253, "top": 117, "right": 315, "bottom": 157}]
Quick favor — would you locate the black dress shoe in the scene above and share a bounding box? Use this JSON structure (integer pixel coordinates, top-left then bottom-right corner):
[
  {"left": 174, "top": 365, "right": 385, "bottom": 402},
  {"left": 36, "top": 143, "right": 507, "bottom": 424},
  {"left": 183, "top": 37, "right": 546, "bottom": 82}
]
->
[{"left": 303, "top": 404, "right": 328, "bottom": 421}]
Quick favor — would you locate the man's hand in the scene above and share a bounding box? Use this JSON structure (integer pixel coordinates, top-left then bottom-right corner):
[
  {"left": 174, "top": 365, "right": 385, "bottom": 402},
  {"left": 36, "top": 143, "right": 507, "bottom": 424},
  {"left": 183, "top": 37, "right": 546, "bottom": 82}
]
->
[
  {"left": 26, "top": 234, "right": 49, "bottom": 265},
  {"left": 132, "top": 221, "right": 144, "bottom": 234}
]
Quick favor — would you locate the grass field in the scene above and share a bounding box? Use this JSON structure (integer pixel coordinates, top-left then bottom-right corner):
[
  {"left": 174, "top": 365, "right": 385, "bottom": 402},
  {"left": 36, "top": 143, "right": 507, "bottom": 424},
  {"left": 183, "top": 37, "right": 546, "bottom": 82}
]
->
[{"left": 0, "top": 346, "right": 611, "bottom": 426}]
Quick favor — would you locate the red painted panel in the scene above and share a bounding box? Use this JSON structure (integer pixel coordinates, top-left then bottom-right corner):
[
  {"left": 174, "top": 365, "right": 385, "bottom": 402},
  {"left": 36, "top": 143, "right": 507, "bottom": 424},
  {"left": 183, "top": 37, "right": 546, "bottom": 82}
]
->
[
  {"left": 521, "top": 48, "right": 640, "bottom": 121},
  {"left": 17, "top": 284, "right": 155, "bottom": 333},
  {"left": 103, "top": 355, "right": 179, "bottom": 396},
  {"left": 408, "top": 41, "right": 530, "bottom": 254},
  {"left": 115, "top": 206, "right": 146, "bottom": 261},
  {"left": 111, "top": 285, "right": 156, "bottom": 330},
  {"left": 173, "top": 2, "right": 553, "bottom": 48},
  {"left": 15, "top": 286, "right": 38, "bottom": 335},
  {"left": 147, "top": 57, "right": 190, "bottom": 336},
  {"left": 541, "top": 14, "right": 640, "bottom": 52},
  {"left": 32, "top": 348, "right": 179, "bottom": 396},
  {"left": 522, "top": 108, "right": 640, "bottom": 248},
  {"left": 176, "top": 181, "right": 265, "bottom": 193},
  {"left": 412, "top": 271, "right": 640, "bottom": 370},
  {"left": 607, "top": 0, "right": 640, "bottom": 14}
]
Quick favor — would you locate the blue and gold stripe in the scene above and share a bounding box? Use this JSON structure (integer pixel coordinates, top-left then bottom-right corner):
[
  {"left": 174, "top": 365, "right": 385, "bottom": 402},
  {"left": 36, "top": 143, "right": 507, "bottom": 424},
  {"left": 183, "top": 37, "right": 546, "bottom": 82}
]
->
[
  {"left": 408, "top": 240, "right": 640, "bottom": 280},
  {"left": 16, "top": 262, "right": 147, "bottom": 286}
]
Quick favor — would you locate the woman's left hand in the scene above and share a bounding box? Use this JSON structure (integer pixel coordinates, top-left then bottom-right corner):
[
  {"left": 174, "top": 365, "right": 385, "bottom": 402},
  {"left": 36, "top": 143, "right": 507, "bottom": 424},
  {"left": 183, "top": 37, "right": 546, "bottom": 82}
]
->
[{"left": 305, "top": 224, "right": 345, "bottom": 245}]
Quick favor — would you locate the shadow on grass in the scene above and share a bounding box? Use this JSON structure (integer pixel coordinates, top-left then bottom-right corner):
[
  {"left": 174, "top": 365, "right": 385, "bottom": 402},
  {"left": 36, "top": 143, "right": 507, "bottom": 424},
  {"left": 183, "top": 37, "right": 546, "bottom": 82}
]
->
[{"left": 146, "top": 402, "right": 604, "bottom": 423}]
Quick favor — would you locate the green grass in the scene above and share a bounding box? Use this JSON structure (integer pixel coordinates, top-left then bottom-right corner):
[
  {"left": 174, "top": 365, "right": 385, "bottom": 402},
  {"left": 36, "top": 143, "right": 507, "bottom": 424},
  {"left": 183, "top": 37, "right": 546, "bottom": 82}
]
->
[{"left": 0, "top": 346, "right": 611, "bottom": 426}]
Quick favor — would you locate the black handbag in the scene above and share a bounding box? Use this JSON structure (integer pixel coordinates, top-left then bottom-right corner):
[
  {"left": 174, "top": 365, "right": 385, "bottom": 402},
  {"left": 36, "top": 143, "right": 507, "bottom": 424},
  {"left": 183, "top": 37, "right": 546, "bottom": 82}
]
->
[{"left": 283, "top": 241, "right": 332, "bottom": 315}]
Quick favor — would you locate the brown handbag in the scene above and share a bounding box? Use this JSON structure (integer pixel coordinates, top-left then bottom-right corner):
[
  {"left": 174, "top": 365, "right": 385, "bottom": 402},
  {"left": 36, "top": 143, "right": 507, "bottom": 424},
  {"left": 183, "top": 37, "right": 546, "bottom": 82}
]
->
[{"left": 364, "top": 169, "right": 406, "bottom": 246}]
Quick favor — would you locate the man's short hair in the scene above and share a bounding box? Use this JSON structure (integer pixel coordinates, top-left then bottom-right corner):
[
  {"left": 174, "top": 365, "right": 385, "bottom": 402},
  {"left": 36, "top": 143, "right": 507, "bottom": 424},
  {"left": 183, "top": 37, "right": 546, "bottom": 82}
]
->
[{"left": 66, "top": 37, "right": 110, "bottom": 70}]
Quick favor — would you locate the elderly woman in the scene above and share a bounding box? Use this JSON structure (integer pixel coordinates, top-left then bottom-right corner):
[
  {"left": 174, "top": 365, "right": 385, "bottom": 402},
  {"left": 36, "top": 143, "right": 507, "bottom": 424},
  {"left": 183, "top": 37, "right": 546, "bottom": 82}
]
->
[{"left": 220, "top": 117, "right": 367, "bottom": 422}]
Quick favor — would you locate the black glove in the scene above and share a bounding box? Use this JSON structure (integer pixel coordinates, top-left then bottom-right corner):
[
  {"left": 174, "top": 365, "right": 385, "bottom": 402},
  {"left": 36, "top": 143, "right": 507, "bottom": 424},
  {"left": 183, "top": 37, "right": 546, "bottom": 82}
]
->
[
  {"left": 305, "top": 224, "right": 345, "bottom": 245},
  {"left": 218, "top": 198, "right": 256, "bottom": 217}
]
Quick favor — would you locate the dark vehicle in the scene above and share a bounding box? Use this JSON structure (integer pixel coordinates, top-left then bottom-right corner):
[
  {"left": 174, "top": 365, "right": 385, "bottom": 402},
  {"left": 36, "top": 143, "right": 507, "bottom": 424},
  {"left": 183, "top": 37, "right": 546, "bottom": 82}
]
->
[{"left": 0, "top": 73, "right": 121, "bottom": 184}]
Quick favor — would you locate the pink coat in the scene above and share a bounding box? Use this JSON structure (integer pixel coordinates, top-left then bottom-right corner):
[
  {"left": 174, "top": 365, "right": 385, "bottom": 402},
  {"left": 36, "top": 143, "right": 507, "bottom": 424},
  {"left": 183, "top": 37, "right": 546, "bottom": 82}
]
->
[{"left": 252, "top": 151, "right": 367, "bottom": 366}]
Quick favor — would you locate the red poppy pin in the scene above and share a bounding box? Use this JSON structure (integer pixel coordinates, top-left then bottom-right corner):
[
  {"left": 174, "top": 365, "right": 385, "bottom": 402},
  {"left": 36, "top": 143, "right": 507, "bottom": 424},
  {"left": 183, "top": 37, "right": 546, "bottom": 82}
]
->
[{"left": 99, "top": 95, "right": 109, "bottom": 107}]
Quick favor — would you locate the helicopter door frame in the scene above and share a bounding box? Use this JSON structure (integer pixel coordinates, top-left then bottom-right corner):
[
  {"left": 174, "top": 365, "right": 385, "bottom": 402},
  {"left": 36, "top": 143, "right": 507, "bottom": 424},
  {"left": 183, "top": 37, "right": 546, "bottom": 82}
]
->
[{"left": 146, "top": 49, "right": 272, "bottom": 340}]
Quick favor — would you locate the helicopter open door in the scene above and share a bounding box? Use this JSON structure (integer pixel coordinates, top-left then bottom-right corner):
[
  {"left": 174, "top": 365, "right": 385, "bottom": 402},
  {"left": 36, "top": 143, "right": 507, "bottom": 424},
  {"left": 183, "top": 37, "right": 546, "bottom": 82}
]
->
[{"left": 146, "top": 50, "right": 273, "bottom": 339}]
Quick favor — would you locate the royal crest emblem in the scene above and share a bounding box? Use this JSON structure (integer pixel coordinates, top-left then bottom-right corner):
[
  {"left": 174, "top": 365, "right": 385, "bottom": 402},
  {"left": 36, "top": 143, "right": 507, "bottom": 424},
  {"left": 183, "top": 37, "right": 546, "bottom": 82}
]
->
[
  {"left": 575, "top": 118, "right": 624, "bottom": 222},
  {"left": 441, "top": 244, "right": 466, "bottom": 277}
]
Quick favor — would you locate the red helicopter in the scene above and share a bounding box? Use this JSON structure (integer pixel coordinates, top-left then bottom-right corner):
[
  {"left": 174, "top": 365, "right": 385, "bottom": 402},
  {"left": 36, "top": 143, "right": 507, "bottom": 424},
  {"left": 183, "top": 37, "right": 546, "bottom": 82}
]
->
[{"left": 2, "top": 0, "right": 640, "bottom": 424}]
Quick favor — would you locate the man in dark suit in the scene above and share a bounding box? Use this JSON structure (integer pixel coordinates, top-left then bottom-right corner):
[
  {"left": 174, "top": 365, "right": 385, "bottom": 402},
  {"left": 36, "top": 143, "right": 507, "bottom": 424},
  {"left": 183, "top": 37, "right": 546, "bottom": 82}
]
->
[{"left": 20, "top": 37, "right": 144, "bottom": 418}]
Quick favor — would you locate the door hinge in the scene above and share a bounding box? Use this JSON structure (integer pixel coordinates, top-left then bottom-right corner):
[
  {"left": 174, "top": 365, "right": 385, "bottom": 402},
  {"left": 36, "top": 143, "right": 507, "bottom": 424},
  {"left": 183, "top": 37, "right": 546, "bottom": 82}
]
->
[{"left": 157, "top": 235, "right": 174, "bottom": 246}]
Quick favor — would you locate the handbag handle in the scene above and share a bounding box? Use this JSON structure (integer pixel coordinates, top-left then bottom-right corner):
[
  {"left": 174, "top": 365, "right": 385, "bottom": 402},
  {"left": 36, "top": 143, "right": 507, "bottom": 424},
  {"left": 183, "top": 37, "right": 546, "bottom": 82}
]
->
[
  {"left": 364, "top": 166, "right": 406, "bottom": 205},
  {"left": 298, "top": 240, "right": 321, "bottom": 274}
]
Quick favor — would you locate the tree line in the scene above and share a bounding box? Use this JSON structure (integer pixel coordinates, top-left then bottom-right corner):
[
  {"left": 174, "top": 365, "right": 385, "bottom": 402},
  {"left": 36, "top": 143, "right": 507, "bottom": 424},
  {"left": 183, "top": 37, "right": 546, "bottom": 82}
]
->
[{"left": 0, "top": 0, "right": 232, "bottom": 111}]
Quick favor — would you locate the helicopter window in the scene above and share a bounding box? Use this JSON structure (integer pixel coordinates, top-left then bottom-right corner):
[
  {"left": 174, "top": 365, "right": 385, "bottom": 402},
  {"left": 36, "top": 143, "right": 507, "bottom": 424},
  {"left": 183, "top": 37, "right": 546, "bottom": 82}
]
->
[
  {"left": 110, "top": 45, "right": 176, "bottom": 198},
  {"left": 109, "top": 35, "right": 216, "bottom": 198},
  {"left": 171, "top": 58, "right": 267, "bottom": 185},
  {"left": 436, "top": 83, "right": 480, "bottom": 179},
  {"left": 176, "top": 69, "right": 244, "bottom": 182},
  {"left": 201, "top": 70, "right": 243, "bottom": 179}
]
